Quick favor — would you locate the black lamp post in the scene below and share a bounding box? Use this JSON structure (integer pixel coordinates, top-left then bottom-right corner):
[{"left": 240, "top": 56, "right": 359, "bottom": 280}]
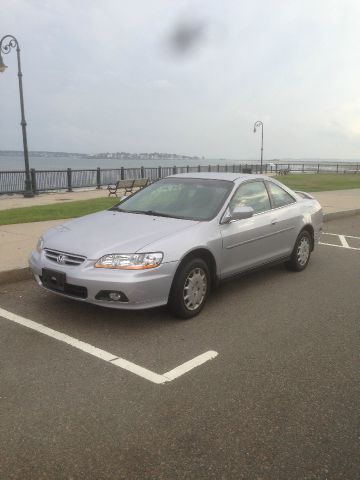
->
[
  {"left": 253, "top": 120, "right": 264, "bottom": 174},
  {"left": 0, "top": 34, "right": 34, "bottom": 197}
]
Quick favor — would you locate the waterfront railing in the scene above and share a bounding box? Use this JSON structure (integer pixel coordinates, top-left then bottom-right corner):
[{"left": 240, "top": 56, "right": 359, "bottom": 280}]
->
[{"left": 0, "top": 162, "right": 359, "bottom": 195}]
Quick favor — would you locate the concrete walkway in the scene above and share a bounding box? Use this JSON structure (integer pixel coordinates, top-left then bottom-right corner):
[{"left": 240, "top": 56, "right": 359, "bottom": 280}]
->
[
  {"left": 0, "top": 188, "right": 359, "bottom": 283},
  {"left": 0, "top": 188, "right": 107, "bottom": 211},
  {"left": 313, "top": 188, "right": 360, "bottom": 215}
]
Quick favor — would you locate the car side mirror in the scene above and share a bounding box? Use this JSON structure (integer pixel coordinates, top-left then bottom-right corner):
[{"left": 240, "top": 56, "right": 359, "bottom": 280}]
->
[
  {"left": 231, "top": 206, "right": 254, "bottom": 220},
  {"left": 222, "top": 206, "right": 254, "bottom": 223}
]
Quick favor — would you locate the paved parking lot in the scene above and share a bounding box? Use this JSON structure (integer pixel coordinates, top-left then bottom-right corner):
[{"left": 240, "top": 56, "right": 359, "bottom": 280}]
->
[{"left": 0, "top": 216, "right": 359, "bottom": 479}]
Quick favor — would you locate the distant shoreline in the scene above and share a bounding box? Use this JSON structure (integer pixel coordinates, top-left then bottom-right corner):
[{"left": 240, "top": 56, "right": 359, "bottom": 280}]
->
[
  {"left": 1, "top": 150, "right": 360, "bottom": 164},
  {"left": 1, "top": 151, "right": 359, "bottom": 173}
]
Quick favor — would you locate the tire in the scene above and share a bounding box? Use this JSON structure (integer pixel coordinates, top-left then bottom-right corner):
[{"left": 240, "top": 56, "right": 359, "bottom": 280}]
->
[
  {"left": 285, "top": 230, "right": 312, "bottom": 272},
  {"left": 168, "top": 258, "right": 210, "bottom": 319}
]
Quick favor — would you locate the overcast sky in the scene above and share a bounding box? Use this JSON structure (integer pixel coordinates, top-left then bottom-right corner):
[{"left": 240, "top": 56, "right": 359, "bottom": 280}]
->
[{"left": 1, "top": 0, "right": 360, "bottom": 159}]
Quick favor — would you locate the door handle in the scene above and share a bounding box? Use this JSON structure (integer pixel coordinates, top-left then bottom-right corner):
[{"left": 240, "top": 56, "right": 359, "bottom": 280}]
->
[{"left": 271, "top": 218, "right": 278, "bottom": 225}]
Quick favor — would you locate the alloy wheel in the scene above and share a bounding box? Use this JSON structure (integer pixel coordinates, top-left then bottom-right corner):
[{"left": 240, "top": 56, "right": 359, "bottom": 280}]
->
[
  {"left": 297, "top": 236, "right": 310, "bottom": 266},
  {"left": 183, "top": 267, "right": 208, "bottom": 311}
]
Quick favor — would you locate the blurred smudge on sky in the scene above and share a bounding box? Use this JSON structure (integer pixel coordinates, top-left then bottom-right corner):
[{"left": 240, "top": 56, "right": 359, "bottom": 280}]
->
[{"left": 167, "top": 18, "right": 207, "bottom": 56}]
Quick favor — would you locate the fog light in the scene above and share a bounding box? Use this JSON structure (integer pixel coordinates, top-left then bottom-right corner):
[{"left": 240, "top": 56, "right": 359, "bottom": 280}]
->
[
  {"left": 95, "top": 290, "right": 129, "bottom": 302},
  {"left": 109, "top": 292, "right": 122, "bottom": 301}
]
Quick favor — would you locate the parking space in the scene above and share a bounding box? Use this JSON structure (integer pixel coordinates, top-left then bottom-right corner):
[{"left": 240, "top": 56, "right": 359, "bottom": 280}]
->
[
  {"left": 320, "top": 215, "right": 360, "bottom": 251},
  {"left": 320, "top": 232, "right": 360, "bottom": 250},
  {"left": 0, "top": 216, "right": 359, "bottom": 479}
]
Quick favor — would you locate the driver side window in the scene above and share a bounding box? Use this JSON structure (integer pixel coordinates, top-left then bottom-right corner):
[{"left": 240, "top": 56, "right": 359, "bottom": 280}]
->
[{"left": 229, "top": 181, "right": 271, "bottom": 214}]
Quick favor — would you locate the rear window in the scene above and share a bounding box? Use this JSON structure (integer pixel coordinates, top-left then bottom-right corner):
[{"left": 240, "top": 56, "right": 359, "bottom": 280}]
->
[{"left": 267, "top": 182, "right": 295, "bottom": 208}]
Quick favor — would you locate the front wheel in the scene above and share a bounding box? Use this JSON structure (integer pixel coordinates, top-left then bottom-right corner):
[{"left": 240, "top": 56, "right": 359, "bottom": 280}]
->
[
  {"left": 168, "top": 258, "right": 210, "bottom": 319},
  {"left": 285, "top": 230, "right": 312, "bottom": 271}
]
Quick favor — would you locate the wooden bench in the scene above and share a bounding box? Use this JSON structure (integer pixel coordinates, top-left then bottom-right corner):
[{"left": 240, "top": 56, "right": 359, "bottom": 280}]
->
[
  {"left": 133, "top": 178, "right": 150, "bottom": 189},
  {"left": 107, "top": 178, "right": 149, "bottom": 197}
]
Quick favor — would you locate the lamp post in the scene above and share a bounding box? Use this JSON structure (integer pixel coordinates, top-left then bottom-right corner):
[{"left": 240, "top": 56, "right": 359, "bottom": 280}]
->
[
  {"left": 253, "top": 120, "right": 264, "bottom": 174},
  {"left": 0, "top": 34, "right": 34, "bottom": 197}
]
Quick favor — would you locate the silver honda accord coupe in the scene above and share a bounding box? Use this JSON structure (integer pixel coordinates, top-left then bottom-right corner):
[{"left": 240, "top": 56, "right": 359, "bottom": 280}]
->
[{"left": 29, "top": 173, "right": 323, "bottom": 318}]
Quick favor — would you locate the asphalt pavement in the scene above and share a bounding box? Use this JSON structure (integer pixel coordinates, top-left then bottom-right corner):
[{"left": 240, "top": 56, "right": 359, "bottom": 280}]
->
[{"left": 0, "top": 215, "right": 359, "bottom": 479}]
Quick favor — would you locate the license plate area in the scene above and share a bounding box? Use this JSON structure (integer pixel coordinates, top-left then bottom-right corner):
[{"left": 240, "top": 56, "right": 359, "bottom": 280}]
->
[{"left": 42, "top": 269, "right": 66, "bottom": 292}]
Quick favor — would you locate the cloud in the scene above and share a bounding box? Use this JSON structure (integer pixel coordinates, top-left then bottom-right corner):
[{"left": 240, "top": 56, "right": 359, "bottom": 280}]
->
[{"left": 1, "top": 0, "right": 360, "bottom": 159}]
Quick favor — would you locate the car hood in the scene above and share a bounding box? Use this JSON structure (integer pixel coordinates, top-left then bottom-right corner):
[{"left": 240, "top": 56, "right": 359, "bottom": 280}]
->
[{"left": 42, "top": 210, "right": 199, "bottom": 259}]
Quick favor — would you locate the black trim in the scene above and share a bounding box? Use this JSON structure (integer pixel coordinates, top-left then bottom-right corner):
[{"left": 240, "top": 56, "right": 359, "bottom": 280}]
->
[
  {"left": 219, "top": 255, "right": 291, "bottom": 283},
  {"left": 40, "top": 276, "right": 88, "bottom": 299}
]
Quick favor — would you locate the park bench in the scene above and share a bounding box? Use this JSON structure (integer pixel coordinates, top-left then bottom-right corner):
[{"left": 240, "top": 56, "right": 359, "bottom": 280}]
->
[
  {"left": 277, "top": 169, "right": 290, "bottom": 175},
  {"left": 107, "top": 178, "right": 149, "bottom": 197}
]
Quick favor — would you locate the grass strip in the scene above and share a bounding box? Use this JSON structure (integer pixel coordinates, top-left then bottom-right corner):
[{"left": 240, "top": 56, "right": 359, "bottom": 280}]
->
[
  {"left": 0, "top": 197, "right": 117, "bottom": 226},
  {"left": 274, "top": 173, "right": 360, "bottom": 192},
  {"left": 0, "top": 174, "right": 359, "bottom": 225}
]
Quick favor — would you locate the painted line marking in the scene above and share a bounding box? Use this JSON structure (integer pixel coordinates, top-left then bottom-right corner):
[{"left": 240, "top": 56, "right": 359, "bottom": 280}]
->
[
  {"left": 320, "top": 232, "right": 360, "bottom": 251},
  {"left": 323, "top": 232, "right": 360, "bottom": 239},
  {"left": 319, "top": 242, "right": 360, "bottom": 251},
  {"left": 339, "top": 235, "right": 349, "bottom": 248},
  {"left": 164, "top": 351, "right": 218, "bottom": 381},
  {"left": 0, "top": 306, "right": 218, "bottom": 385}
]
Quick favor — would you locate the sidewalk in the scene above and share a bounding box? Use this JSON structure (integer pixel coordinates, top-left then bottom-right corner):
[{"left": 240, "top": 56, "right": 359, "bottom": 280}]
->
[
  {"left": 312, "top": 188, "right": 360, "bottom": 216},
  {"left": 0, "top": 188, "right": 107, "bottom": 211},
  {"left": 0, "top": 188, "right": 359, "bottom": 283}
]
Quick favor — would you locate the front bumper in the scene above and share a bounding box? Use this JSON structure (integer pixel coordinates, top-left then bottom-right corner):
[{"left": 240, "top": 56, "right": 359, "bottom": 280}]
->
[{"left": 29, "top": 250, "right": 179, "bottom": 310}]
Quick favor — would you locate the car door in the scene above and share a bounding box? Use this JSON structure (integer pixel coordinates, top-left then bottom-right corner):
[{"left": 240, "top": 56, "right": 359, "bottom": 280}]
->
[
  {"left": 264, "top": 180, "right": 300, "bottom": 257},
  {"left": 220, "top": 180, "right": 281, "bottom": 278}
]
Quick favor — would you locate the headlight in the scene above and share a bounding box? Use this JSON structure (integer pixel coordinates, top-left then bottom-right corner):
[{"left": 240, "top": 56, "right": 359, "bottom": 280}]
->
[
  {"left": 95, "top": 252, "right": 163, "bottom": 270},
  {"left": 36, "top": 237, "right": 44, "bottom": 253}
]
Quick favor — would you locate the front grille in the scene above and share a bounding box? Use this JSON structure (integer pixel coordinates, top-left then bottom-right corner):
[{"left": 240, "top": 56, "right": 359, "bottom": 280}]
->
[{"left": 44, "top": 248, "right": 86, "bottom": 266}]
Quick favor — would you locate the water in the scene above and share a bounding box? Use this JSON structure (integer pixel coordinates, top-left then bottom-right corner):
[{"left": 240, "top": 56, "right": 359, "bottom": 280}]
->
[
  {"left": 0, "top": 154, "right": 251, "bottom": 171},
  {"left": 0, "top": 153, "right": 359, "bottom": 172}
]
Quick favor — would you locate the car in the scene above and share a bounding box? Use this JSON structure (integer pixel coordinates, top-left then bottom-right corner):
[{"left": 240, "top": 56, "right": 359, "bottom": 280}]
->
[{"left": 29, "top": 173, "right": 323, "bottom": 318}]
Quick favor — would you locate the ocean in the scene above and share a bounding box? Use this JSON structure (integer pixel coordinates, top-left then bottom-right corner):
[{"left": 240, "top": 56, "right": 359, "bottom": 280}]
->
[{"left": 0, "top": 154, "right": 359, "bottom": 172}]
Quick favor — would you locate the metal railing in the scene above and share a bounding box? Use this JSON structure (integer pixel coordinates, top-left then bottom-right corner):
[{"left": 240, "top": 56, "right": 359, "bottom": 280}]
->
[{"left": 0, "top": 162, "right": 359, "bottom": 194}]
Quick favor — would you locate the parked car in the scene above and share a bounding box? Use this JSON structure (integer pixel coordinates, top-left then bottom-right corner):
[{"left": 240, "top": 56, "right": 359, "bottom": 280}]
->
[{"left": 29, "top": 173, "right": 323, "bottom": 318}]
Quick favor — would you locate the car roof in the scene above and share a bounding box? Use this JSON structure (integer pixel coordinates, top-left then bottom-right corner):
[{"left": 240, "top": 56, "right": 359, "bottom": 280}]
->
[{"left": 168, "top": 172, "right": 269, "bottom": 182}]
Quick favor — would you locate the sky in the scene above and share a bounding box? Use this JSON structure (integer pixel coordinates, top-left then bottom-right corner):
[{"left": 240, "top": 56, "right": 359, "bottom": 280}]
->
[{"left": 1, "top": 0, "right": 360, "bottom": 160}]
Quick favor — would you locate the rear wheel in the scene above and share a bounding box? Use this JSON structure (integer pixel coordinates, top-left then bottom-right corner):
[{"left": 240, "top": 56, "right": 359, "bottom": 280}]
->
[
  {"left": 168, "top": 258, "right": 210, "bottom": 319},
  {"left": 285, "top": 230, "right": 312, "bottom": 271}
]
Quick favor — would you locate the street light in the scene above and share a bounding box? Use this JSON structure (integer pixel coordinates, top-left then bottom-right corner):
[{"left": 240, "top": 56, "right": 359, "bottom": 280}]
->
[
  {"left": 0, "top": 34, "right": 34, "bottom": 197},
  {"left": 253, "top": 120, "right": 264, "bottom": 174}
]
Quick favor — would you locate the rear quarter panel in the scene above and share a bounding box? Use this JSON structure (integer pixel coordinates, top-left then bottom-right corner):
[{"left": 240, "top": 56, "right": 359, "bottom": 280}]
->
[{"left": 297, "top": 198, "right": 323, "bottom": 244}]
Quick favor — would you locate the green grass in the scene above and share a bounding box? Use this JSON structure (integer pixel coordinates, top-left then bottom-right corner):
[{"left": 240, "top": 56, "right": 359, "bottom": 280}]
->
[
  {"left": 0, "top": 174, "right": 359, "bottom": 225},
  {"left": 274, "top": 173, "right": 360, "bottom": 192},
  {"left": 0, "top": 197, "right": 118, "bottom": 226}
]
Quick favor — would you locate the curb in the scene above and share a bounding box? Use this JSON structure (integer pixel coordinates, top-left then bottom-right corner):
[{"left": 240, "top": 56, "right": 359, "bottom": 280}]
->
[
  {"left": 323, "top": 208, "right": 360, "bottom": 222},
  {"left": 0, "top": 209, "right": 359, "bottom": 287}
]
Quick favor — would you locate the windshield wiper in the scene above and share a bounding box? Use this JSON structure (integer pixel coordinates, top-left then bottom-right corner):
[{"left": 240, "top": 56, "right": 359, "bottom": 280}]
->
[
  {"left": 134, "top": 210, "right": 178, "bottom": 218},
  {"left": 109, "top": 207, "right": 181, "bottom": 218},
  {"left": 108, "top": 206, "right": 126, "bottom": 212}
]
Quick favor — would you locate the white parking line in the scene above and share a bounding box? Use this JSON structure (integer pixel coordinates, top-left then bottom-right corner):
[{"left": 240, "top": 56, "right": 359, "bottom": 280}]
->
[
  {"left": 0, "top": 306, "right": 218, "bottom": 385},
  {"left": 338, "top": 235, "right": 350, "bottom": 248},
  {"left": 319, "top": 232, "right": 360, "bottom": 251}
]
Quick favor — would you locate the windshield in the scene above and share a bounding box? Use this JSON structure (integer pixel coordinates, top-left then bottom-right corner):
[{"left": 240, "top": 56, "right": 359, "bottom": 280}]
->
[{"left": 111, "top": 177, "right": 234, "bottom": 221}]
